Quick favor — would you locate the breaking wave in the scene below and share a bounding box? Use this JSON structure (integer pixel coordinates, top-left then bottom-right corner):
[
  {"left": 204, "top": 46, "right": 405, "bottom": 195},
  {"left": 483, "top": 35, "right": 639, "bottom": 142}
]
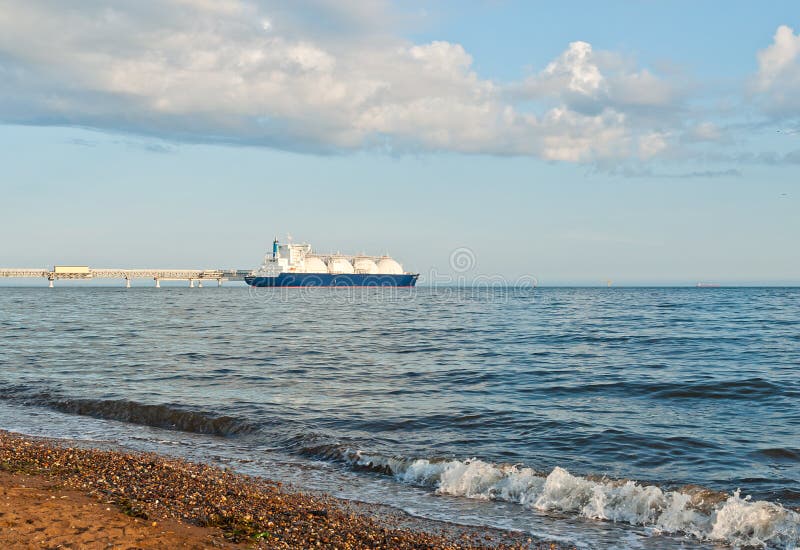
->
[
  {"left": 39, "top": 398, "right": 256, "bottom": 436},
  {"left": 306, "top": 444, "right": 800, "bottom": 548}
]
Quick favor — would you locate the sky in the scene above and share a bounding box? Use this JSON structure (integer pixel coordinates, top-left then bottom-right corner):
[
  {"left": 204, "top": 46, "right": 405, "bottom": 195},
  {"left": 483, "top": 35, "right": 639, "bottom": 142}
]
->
[{"left": 0, "top": 0, "right": 798, "bottom": 285}]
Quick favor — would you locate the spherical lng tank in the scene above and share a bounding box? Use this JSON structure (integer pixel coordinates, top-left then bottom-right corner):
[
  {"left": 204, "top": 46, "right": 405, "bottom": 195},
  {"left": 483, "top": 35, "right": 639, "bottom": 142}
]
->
[
  {"left": 376, "top": 257, "right": 403, "bottom": 274},
  {"left": 303, "top": 257, "right": 328, "bottom": 273},
  {"left": 328, "top": 257, "right": 355, "bottom": 274},
  {"left": 352, "top": 257, "right": 379, "bottom": 274}
]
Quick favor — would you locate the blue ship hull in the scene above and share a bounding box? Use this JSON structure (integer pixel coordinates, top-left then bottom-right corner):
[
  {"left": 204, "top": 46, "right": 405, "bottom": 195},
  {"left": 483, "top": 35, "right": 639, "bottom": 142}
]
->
[{"left": 245, "top": 273, "right": 418, "bottom": 287}]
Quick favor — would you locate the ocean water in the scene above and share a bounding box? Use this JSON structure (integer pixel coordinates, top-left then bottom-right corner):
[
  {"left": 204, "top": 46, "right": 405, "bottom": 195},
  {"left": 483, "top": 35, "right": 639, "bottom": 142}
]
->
[{"left": 0, "top": 286, "right": 798, "bottom": 549}]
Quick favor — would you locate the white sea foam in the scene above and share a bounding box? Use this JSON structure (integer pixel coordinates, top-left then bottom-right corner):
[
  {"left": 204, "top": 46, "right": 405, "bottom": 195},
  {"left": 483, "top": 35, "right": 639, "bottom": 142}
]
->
[{"left": 350, "top": 452, "right": 800, "bottom": 548}]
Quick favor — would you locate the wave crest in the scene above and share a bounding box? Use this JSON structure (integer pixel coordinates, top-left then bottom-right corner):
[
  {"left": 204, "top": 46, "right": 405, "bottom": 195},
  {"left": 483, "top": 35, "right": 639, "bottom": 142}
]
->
[
  {"left": 2, "top": 386, "right": 257, "bottom": 437},
  {"left": 43, "top": 397, "right": 257, "bottom": 436},
  {"left": 332, "top": 449, "right": 800, "bottom": 548}
]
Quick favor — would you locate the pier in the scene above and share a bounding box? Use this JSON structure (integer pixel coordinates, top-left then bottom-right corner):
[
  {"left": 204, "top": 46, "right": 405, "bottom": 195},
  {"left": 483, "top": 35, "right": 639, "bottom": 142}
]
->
[{"left": 0, "top": 266, "right": 253, "bottom": 287}]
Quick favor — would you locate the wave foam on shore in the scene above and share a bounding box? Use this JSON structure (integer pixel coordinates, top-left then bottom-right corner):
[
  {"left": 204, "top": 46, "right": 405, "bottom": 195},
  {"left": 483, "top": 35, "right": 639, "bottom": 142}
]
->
[{"left": 337, "top": 451, "right": 800, "bottom": 548}]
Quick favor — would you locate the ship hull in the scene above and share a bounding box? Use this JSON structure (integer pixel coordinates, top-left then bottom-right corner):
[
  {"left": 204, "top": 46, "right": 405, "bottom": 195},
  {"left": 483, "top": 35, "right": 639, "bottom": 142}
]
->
[{"left": 245, "top": 273, "right": 419, "bottom": 287}]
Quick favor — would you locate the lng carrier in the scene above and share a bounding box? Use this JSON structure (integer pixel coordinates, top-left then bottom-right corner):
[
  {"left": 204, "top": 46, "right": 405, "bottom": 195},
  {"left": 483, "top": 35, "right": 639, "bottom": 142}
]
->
[{"left": 244, "top": 239, "right": 419, "bottom": 287}]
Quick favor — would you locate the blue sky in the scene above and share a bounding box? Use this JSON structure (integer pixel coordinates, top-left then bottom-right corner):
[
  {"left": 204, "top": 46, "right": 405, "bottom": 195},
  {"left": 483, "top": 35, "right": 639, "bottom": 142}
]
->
[
  {"left": 0, "top": 1, "right": 798, "bottom": 285},
  {"left": 408, "top": 1, "right": 799, "bottom": 80}
]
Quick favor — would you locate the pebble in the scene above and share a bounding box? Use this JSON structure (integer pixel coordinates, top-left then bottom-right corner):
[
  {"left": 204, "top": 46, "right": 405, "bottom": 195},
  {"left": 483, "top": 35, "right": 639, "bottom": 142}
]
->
[{"left": 0, "top": 430, "right": 569, "bottom": 549}]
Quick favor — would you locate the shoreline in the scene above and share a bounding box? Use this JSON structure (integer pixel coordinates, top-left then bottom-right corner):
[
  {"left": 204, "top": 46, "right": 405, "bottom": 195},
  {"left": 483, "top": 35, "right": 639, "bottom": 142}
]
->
[{"left": 0, "top": 430, "right": 568, "bottom": 549}]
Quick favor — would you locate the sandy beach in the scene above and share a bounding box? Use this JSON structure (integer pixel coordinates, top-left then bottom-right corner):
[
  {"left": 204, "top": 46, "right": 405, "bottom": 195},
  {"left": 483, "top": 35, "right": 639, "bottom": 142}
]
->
[
  {"left": 0, "top": 430, "right": 565, "bottom": 549},
  {"left": 0, "top": 469, "right": 234, "bottom": 549}
]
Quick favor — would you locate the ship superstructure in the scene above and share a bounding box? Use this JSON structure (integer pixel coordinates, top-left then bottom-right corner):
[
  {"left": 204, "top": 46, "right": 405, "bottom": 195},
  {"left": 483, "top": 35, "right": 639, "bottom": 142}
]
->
[{"left": 244, "top": 239, "right": 418, "bottom": 287}]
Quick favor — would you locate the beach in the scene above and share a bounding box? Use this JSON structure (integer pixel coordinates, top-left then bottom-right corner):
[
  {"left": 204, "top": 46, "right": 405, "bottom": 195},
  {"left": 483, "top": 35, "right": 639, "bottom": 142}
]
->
[
  {"left": 0, "top": 430, "right": 563, "bottom": 549},
  {"left": 0, "top": 469, "right": 233, "bottom": 549}
]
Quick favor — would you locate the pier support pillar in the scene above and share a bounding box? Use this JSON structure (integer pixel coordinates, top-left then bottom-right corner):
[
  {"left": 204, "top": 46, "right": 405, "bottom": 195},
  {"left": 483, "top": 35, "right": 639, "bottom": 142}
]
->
[
  {"left": 217, "top": 279, "right": 222, "bottom": 287},
  {"left": 125, "top": 278, "right": 131, "bottom": 288},
  {"left": 189, "top": 279, "right": 194, "bottom": 288},
  {"left": 198, "top": 281, "right": 203, "bottom": 288},
  {"left": 48, "top": 279, "right": 54, "bottom": 288},
  {"left": 155, "top": 278, "right": 160, "bottom": 288}
]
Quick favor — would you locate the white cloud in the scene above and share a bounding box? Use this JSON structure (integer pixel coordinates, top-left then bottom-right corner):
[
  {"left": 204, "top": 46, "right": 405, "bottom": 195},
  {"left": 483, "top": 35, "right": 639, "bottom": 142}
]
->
[
  {"left": 688, "top": 122, "right": 722, "bottom": 142},
  {"left": 754, "top": 25, "right": 800, "bottom": 115},
  {"left": 0, "top": 0, "right": 697, "bottom": 163},
  {"left": 545, "top": 41, "right": 605, "bottom": 96},
  {"left": 516, "top": 41, "right": 681, "bottom": 116},
  {"left": 756, "top": 25, "right": 800, "bottom": 87},
  {"left": 638, "top": 132, "right": 669, "bottom": 159}
]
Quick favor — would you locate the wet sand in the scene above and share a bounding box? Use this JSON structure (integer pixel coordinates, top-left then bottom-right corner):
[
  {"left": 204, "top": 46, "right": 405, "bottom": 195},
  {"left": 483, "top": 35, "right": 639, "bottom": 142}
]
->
[{"left": 0, "top": 430, "right": 568, "bottom": 549}]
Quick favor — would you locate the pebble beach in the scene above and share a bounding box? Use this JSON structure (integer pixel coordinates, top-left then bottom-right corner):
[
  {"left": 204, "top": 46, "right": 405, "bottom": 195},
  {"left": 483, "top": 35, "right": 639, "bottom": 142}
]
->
[{"left": 0, "top": 430, "right": 567, "bottom": 549}]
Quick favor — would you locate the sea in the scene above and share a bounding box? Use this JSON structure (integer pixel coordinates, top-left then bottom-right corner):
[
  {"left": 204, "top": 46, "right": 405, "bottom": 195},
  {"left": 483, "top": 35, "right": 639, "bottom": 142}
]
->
[{"left": 0, "top": 285, "right": 798, "bottom": 549}]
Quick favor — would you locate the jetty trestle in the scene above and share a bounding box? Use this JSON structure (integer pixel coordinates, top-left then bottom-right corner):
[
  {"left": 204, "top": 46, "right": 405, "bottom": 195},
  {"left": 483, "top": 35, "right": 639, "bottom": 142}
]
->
[{"left": 0, "top": 267, "right": 253, "bottom": 287}]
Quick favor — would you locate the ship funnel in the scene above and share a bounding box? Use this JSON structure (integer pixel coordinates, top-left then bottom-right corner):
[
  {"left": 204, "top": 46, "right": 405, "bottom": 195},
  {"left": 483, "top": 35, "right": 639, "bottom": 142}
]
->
[{"left": 273, "top": 238, "right": 279, "bottom": 259}]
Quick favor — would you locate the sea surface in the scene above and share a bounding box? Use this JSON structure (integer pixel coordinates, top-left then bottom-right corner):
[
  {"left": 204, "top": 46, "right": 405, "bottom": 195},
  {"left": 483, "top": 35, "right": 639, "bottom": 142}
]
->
[{"left": 0, "top": 286, "right": 798, "bottom": 548}]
